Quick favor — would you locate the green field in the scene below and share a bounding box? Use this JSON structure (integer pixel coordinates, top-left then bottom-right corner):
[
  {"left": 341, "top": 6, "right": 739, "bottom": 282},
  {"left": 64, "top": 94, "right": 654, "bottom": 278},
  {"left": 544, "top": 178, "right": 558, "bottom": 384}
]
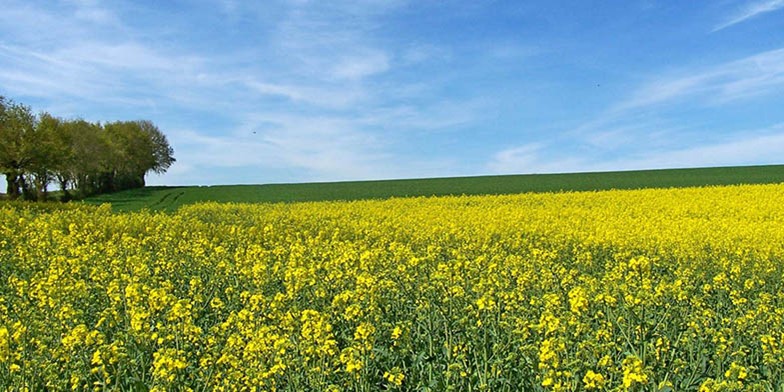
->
[{"left": 78, "top": 164, "right": 784, "bottom": 212}]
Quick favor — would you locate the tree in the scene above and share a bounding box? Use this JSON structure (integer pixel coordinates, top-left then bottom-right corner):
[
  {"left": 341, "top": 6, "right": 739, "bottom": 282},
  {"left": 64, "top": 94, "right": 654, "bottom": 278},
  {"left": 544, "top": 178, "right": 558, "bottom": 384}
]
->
[
  {"left": 0, "top": 97, "right": 35, "bottom": 200},
  {"left": 137, "top": 120, "right": 175, "bottom": 177},
  {"left": 1, "top": 95, "right": 176, "bottom": 200},
  {"left": 63, "top": 119, "right": 111, "bottom": 197},
  {"left": 27, "top": 112, "right": 71, "bottom": 201},
  {"left": 48, "top": 116, "right": 77, "bottom": 201},
  {"left": 103, "top": 120, "right": 175, "bottom": 191}
]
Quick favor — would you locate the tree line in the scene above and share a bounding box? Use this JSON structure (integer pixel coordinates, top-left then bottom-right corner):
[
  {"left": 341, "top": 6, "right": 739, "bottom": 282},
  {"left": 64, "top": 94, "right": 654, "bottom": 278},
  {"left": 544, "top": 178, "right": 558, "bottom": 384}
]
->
[{"left": 0, "top": 96, "right": 175, "bottom": 201}]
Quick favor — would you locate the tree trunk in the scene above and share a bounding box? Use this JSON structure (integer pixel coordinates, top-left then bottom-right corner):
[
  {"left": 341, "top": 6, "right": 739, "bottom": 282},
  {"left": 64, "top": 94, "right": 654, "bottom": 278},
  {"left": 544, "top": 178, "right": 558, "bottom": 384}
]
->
[
  {"left": 20, "top": 174, "right": 35, "bottom": 201},
  {"left": 58, "top": 176, "right": 71, "bottom": 202},
  {"left": 36, "top": 180, "right": 47, "bottom": 202},
  {"left": 5, "top": 172, "right": 19, "bottom": 200}
]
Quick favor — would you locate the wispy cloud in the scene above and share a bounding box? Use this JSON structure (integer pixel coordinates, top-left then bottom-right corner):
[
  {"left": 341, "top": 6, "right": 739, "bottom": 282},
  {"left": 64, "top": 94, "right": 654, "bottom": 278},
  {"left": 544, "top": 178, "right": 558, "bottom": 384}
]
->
[
  {"left": 357, "top": 99, "right": 485, "bottom": 131},
  {"left": 242, "top": 79, "right": 368, "bottom": 109},
  {"left": 608, "top": 125, "right": 784, "bottom": 170},
  {"left": 0, "top": 0, "right": 210, "bottom": 113},
  {"left": 488, "top": 43, "right": 784, "bottom": 176},
  {"left": 488, "top": 123, "right": 784, "bottom": 175},
  {"left": 1, "top": 0, "right": 491, "bottom": 189},
  {"left": 617, "top": 47, "right": 784, "bottom": 110},
  {"left": 562, "top": 46, "right": 784, "bottom": 153},
  {"left": 330, "top": 50, "right": 390, "bottom": 81},
  {"left": 0, "top": 41, "right": 206, "bottom": 114},
  {"left": 486, "top": 142, "right": 589, "bottom": 175},
  {"left": 162, "top": 111, "right": 428, "bottom": 185},
  {"left": 487, "top": 143, "right": 546, "bottom": 173},
  {"left": 713, "top": 0, "right": 784, "bottom": 32},
  {"left": 272, "top": 2, "right": 400, "bottom": 82},
  {"left": 572, "top": 46, "right": 784, "bottom": 156},
  {"left": 67, "top": 0, "right": 120, "bottom": 26},
  {"left": 168, "top": 118, "right": 387, "bottom": 180}
]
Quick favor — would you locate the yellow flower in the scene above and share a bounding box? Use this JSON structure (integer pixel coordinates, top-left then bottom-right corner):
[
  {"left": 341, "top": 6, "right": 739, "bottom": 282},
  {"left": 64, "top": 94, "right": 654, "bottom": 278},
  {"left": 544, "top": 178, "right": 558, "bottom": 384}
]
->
[
  {"left": 354, "top": 322, "right": 376, "bottom": 345},
  {"left": 724, "top": 362, "right": 747, "bottom": 382},
  {"left": 391, "top": 325, "right": 403, "bottom": 340},
  {"left": 6, "top": 181, "right": 784, "bottom": 390},
  {"left": 11, "top": 321, "right": 26, "bottom": 344},
  {"left": 209, "top": 296, "right": 225, "bottom": 310},
  {"left": 384, "top": 367, "right": 405, "bottom": 387},
  {"left": 152, "top": 348, "right": 188, "bottom": 383},
  {"left": 622, "top": 356, "right": 648, "bottom": 389},
  {"left": 340, "top": 347, "right": 363, "bottom": 374},
  {"left": 299, "top": 309, "right": 338, "bottom": 357},
  {"left": 698, "top": 378, "right": 716, "bottom": 392},
  {"left": 0, "top": 326, "right": 9, "bottom": 363},
  {"left": 476, "top": 295, "right": 496, "bottom": 311},
  {"left": 92, "top": 349, "right": 103, "bottom": 366},
  {"left": 538, "top": 338, "right": 564, "bottom": 370},
  {"left": 597, "top": 355, "right": 613, "bottom": 368},
  {"left": 583, "top": 370, "right": 605, "bottom": 390},
  {"left": 568, "top": 286, "right": 589, "bottom": 314}
]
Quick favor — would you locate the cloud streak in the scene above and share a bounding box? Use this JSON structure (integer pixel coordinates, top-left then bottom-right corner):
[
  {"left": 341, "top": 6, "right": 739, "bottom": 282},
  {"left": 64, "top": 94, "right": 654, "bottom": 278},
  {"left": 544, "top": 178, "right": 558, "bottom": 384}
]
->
[
  {"left": 617, "top": 47, "right": 784, "bottom": 110},
  {"left": 713, "top": 0, "right": 784, "bottom": 32},
  {"left": 489, "top": 44, "right": 784, "bottom": 176},
  {"left": 488, "top": 124, "right": 784, "bottom": 175}
]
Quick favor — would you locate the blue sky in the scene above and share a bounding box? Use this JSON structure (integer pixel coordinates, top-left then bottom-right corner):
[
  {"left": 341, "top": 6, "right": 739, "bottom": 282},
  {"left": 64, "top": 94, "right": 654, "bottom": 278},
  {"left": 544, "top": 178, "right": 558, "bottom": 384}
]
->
[{"left": 1, "top": 0, "right": 783, "bottom": 189}]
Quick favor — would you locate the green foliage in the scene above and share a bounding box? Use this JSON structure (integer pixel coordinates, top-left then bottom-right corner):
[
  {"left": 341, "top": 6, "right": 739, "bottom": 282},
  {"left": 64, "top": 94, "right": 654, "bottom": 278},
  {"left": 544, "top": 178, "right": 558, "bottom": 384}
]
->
[
  {"left": 102, "top": 120, "right": 176, "bottom": 192},
  {"left": 0, "top": 96, "right": 175, "bottom": 201},
  {"left": 84, "top": 164, "right": 784, "bottom": 212},
  {"left": 0, "top": 97, "right": 35, "bottom": 199}
]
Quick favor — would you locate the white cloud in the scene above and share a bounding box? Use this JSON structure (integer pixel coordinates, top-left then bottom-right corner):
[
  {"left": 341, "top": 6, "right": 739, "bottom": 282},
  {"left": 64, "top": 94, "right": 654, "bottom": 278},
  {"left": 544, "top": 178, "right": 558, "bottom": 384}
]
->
[
  {"left": 0, "top": 0, "right": 485, "bottom": 190},
  {"left": 157, "top": 93, "right": 486, "bottom": 185},
  {"left": 487, "top": 143, "right": 547, "bottom": 173},
  {"left": 271, "top": 1, "right": 402, "bottom": 83},
  {"left": 242, "top": 79, "right": 367, "bottom": 109},
  {"left": 0, "top": 1, "right": 207, "bottom": 109},
  {"left": 401, "top": 44, "right": 451, "bottom": 66},
  {"left": 358, "top": 100, "right": 484, "bottom": 131},
  {"left": 533, "top": 45, "right": 784, "bottom": 178},
  {"left": 0, "top": 41, "right": 207, "bottom": 113},
  {"left": 330, "top": 50, "right": 390, "bottom": 81},
  {"left": 72, "top": 5, "right": 118, "bottom": 25},
  {"left": 488, "top": 124, "right": 784, "bottom": 175},
  {"left": 617, "top": 47, "right": 784, "bottom": 110},
  {"left": 1, "top": 0, "right": 122, "bottom": 46},
  {"left": 63, "top": 42, "right": 200, "bottom": 71},
  {"left": 713, "top": 0, "right": 784, "bottom": 32},
  {"left": 582, "top": 127, "right": 639, "bottom": 150},
  {"left": 605, "top": 125, "right": 784, "bottom": 170},
  {"left": 551, "top": 46, "right": 784, "bottom": 167},
  {"left": 161, "top": 119, "right": 390, "bottom": 185}
]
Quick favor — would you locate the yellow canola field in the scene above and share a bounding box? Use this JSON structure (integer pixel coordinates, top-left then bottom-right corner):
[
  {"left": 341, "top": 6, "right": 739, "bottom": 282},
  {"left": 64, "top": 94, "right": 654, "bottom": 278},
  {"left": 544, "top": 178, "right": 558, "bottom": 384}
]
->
[{"left": 1, "top": 184, "right": 784, "bottom": 391}]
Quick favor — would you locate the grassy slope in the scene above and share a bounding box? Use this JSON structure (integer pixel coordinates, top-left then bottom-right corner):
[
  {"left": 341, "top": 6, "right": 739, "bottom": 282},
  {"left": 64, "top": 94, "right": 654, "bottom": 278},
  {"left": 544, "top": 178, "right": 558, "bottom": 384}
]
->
[{"left": 83, "top": 164, "right": 784, "bottom": 212}]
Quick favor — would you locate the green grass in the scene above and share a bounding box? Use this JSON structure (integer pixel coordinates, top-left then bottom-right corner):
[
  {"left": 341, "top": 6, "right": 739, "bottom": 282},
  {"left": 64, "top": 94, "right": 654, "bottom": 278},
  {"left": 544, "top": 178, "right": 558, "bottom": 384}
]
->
[{"left": 82, "top": 164, "right": 784, "bottom": 212}]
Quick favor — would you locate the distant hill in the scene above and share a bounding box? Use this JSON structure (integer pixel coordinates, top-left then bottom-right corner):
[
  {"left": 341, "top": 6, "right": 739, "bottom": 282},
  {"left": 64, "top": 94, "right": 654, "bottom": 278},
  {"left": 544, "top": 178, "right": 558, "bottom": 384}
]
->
[{"left": 82, "top": 164, "right": 784, "bottom": 212}]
